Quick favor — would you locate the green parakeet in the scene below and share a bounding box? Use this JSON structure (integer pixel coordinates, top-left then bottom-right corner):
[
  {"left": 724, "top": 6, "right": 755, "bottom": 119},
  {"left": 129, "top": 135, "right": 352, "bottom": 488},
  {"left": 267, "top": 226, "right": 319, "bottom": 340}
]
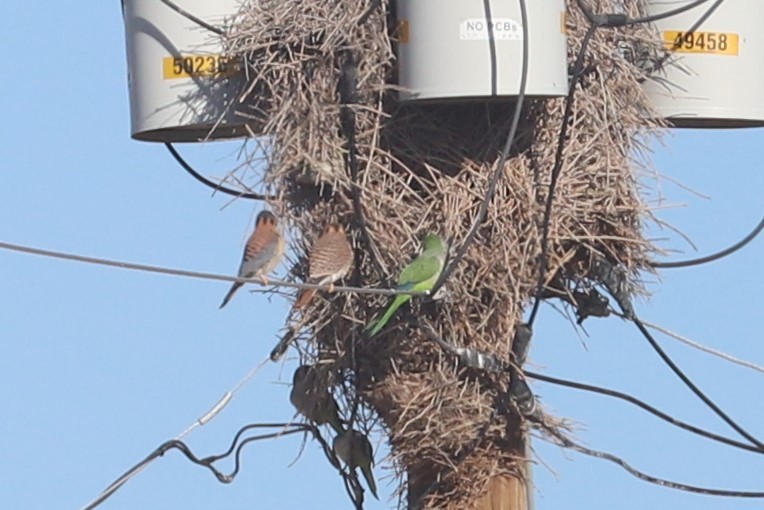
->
[
  {"left": 333, "top": 429, "right": 379, "bottom": 500},
  {"left": 366, "top": 234, "right": 446, "bottom": 336},
  {"left": 290, "top": 365, "right": 344, "bottom": 434}
]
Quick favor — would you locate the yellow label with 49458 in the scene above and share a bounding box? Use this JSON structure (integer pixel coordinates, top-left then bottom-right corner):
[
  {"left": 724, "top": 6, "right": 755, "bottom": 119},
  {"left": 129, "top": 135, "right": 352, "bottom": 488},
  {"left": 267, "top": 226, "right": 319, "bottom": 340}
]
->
[
  {"left": 663, "top": 31, "right": 739, "bottom": 56},
  {"left": 162, "top": 55, "right": 240, "bottom": 80}
]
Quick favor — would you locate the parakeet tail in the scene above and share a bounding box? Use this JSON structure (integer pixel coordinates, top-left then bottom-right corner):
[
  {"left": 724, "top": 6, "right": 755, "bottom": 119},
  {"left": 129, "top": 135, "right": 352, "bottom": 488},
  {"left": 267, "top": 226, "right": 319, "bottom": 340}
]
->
[
  {"left": 292, "top": 288, "right": 316, "bottom": 310},
  {"left": 367, "top": 295, "right": 409, "bottom": 336},
  {"left": 361, "top": 464, "right": 379, "bottom": 500},
  {"left": 219, "top": 282, "right": 243, "bottom": 309}
]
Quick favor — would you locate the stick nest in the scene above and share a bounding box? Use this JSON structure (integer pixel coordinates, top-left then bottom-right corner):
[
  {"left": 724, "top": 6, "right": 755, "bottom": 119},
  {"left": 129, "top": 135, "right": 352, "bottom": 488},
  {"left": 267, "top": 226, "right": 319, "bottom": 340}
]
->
[{"left": 226, "top": 1, "right": 664, "bottom": 507}]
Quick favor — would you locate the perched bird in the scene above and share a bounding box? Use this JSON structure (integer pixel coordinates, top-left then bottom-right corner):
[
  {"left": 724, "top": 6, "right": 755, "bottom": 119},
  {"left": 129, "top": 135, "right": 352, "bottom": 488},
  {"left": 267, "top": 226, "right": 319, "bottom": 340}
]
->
[
  {"left": 366, "top": 234, "right": 446, "bottom": 336},
  {"left": 219, "top": 211, "right": 284, "bottom": 309},
  {"left": 333, "top": 429, "right": 378, "bottom": 500},
  {"left": 293, "top": 223, "right": 353, "bottom": 310},
  {"left": 289, "top": 364, "right": 344, "bottom": 434}
]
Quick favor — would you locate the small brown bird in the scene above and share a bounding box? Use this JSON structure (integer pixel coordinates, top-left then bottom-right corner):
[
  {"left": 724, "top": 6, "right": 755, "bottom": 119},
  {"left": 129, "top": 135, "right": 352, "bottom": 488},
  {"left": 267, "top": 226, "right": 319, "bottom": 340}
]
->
[
  {"left": 289, "top": 365, "right": 344, "bottom": 434},
  {"left": 334, "top": 429, "right": 378, "bottom": 500},
  {"left": 219, "top": 211, "right": 284, "bottom": 309},
  {"left": 293, "top": 223, "right": 353, "bottom": 310}
]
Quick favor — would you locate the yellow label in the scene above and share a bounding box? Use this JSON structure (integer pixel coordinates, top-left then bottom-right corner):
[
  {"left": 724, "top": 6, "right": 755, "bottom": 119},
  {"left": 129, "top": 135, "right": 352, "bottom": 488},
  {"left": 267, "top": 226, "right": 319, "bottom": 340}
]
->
[
  {"left": 397, "top": 20, "right": 410, "bottom": 43},
  {"left": 663, "top": 31, "right": 739, "bottom": 56},
  {"left": 162, "top": 55, "right": 239, "bottom": 80}
]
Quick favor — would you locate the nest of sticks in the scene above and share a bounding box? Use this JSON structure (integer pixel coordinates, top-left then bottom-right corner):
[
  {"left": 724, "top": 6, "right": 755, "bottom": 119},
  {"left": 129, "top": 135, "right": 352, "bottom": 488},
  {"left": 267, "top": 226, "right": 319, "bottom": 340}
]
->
[{"left": 225, "top": 0, "right": 664, "bottom": 507}]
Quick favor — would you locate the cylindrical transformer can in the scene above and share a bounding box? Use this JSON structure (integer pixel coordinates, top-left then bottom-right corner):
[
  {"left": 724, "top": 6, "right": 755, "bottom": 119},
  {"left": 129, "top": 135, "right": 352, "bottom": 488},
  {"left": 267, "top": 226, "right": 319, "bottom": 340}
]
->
[
  {"left": 396, "top": 0, "right": 568, "bottom": 101},
  {"left": 122, "top": 0, "right": 248, "bottom": 142},
  {"left": 643, "top": 0, "right": 764, "bottom": 128}
]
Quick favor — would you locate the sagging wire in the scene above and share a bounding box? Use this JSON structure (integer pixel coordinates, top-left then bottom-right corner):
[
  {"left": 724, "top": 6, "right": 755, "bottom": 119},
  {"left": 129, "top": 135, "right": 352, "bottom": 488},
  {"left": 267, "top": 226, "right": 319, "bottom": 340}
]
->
[
  {"left": 156, "top": 0, "right": 224, "bottom": 35},
  {"left": 526, "top": 371, "right": 764, "bottom": 455},
  {"left": 420, "top": 322, "right": 764, "bottom": 456},
  {"left": 165, "top": 143, "right": 276, "bottom": 201},
  {"left": 82, "top": 423, "right": 330, "bottom": 510},
  {"left": 544, "top": 285, "right": 764, "bottom": 375},
  {"left": 650, "top": 214, "right": 764, "bottom": 269},
  {"left": 0, "top": 240, "right": 428, "bottom": 298},
  {"left": 588, "top": 256, "right": 764, "bottom": 450},
  {"left": 629, "top": 313, "right": 764, "bottom": 450},
  {"left": 430, "top": 0, "right": 530, "bottom": 296},
  {"left": 534, "top": 416, "right": 764, "bottom": 498},
  {"left": 525, "top": 20, "right": 600, "bottom": 328},
  {"left": 83, "top": 422, "right": 367, "bottom": 510}
]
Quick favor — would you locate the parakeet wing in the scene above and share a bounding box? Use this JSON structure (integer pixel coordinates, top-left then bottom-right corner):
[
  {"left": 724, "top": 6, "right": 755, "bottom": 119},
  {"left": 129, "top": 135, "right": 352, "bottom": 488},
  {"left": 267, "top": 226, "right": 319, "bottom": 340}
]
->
[{"left": 398, "top": 254, "right": 442, "bottom": 286}]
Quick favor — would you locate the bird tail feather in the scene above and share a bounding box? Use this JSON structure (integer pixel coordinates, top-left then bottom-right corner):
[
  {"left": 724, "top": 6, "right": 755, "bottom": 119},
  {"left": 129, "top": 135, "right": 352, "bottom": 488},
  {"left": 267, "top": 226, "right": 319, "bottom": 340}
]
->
[
  {"left": 293, "top": 288, "right": 317, "bottom": 310},
  {"left": 219, "top": 282, "right": 243, "bottom": 309},
  {"left": 361, "top": 464, "right": 378, "bottom": 499},
  {"left": 367, "top": 295, "right": 408, "bottom": 336}
]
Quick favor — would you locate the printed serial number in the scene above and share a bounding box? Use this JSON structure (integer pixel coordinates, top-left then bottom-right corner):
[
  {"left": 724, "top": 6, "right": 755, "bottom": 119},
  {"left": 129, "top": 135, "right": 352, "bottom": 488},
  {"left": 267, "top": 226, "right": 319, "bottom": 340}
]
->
[
  {"left": 663, "top": 31, "right": 739, "bottom": 56},
  {"left": 162, "top": 55, "right": 239, "bottom": 80}
]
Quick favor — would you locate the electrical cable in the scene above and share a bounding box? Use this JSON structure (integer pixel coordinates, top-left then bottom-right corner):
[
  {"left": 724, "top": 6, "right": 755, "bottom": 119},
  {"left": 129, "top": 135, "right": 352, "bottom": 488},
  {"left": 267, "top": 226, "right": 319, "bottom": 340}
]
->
[
  {"left": 624, "top": 0, "right": 720, "bottom": 26},
  {"left": 82, "top": 424, "right": 312, "bottom": 510},
  {"left": 537, "top": 421, "right": 764, "bottom": 498},
  {"left": 165, "top": 143, "right": 275, "bottom": 200},
  {"left": 629, "top": 314, "right": 764, "bottom": 450},
  {"left": 651, "top": 214, "right": 764, "bottom": 269},
  {"left": 526, "top": 371, "right": 764, "bottom": 455},
  {"left": 526, "top": 22, "right": 600, "bottom": 327},
  {"left": 0, "top": 240, "right": 426, "bottom": 297},
  {"left": 431, "top": 0, "right": 529, "bottom": 294},
  {"left": 156, "top": 0, "right": 224, "bottom": 35}
]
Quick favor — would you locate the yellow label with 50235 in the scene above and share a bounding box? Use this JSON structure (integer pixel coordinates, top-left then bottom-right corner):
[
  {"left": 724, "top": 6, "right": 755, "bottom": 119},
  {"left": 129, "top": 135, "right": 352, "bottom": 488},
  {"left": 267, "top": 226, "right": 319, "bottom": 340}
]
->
[
  {"left": 663, "top": 31, "right": 739, "bottom": 56},
  {"left": 162, "top": 55, "right": 240, "bottom": 80}
]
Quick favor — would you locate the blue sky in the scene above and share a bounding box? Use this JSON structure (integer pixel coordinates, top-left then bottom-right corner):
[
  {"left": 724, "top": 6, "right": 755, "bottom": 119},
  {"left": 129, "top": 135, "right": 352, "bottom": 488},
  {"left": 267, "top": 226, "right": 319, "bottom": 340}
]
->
[{"left": 1, "top": 2, "right": 762, "bottom": 509}]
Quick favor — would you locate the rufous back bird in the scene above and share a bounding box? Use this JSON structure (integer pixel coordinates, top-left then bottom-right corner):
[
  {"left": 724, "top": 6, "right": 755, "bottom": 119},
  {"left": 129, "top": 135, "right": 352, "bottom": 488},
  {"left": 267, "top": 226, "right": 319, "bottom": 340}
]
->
[
  {"left": 293, "top": 223, "right": 353, "bottom": 310},
  {"left": 219, "top": 211, "right": 284, "bottom": 309}
]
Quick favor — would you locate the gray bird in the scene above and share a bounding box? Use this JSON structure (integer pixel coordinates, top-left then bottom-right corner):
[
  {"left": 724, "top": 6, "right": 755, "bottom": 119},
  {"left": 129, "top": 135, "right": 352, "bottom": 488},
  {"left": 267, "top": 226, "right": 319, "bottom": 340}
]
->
[
  {"left": 289, "top": 365, "right": 344, "bottom": 434},
  {"left": 333, "top": 429, "right": 379, "bottom": 500}
]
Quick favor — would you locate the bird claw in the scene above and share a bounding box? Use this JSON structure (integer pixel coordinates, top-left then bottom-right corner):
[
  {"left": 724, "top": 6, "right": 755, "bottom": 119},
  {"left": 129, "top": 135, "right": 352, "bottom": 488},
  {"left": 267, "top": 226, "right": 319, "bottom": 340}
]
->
[
  {"left": 259, "top": 275, "right": 270, "bottom": 286},
  {"left": 328, "top": 283, "right": 336, "bottom": 293}
]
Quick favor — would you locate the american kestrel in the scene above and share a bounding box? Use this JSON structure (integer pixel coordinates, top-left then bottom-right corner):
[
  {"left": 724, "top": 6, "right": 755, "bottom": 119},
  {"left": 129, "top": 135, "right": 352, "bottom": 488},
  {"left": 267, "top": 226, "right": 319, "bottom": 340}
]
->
[
  {"left": 333, "top": 429, "right": 378, "bottom": 500},
  {"left": 293, "top": 223, "right": 353, "bottom": 310},
  {"left": 289, "top": 364, "right": 344, "bottom": 434},
  {"left": 219, "top": 210, "right": 284, "bottom": 309}
]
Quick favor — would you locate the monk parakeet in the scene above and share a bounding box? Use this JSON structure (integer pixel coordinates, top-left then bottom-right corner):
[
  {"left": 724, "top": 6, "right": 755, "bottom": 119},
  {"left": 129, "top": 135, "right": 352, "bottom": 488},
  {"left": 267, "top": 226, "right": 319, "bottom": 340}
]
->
[
  {"left": 333, "top": 429, "right": 378, "bottom": 500},
  {"left": 366, "top": 234, "right": 446, "bottom": 336}
]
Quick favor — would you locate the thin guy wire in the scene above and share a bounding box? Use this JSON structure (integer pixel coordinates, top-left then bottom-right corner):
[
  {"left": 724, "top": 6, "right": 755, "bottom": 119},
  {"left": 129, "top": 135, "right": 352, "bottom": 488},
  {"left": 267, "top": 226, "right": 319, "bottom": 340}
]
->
[
  {"left": 630, "top": 314, "right": 764, "bottom": 450},
  {"left": 613, "top": 312, "right": 764, "bottom": 375},
  {"left": 0, "top": 240, "right": 427, "bottom": 297}
]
